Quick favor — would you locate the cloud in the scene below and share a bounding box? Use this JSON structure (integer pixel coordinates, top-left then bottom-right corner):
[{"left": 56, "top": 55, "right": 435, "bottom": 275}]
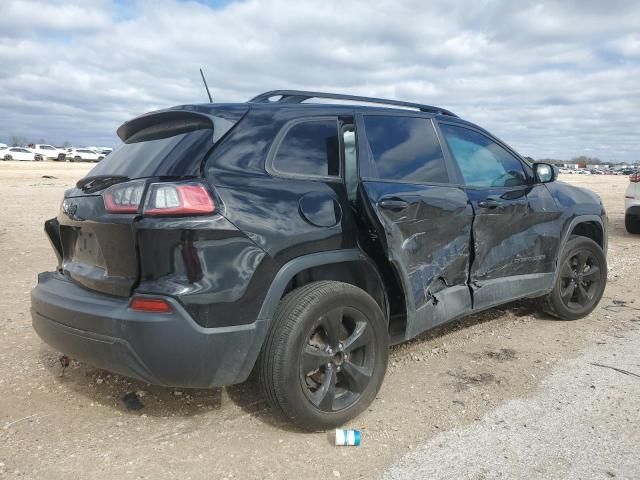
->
[{"left": 0, "top": 0, "right": 638, "bottom": 161}]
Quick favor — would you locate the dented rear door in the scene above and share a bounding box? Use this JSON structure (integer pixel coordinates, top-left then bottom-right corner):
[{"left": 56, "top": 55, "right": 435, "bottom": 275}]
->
[{"left": 356, "top": 113, "right": 474, "bottom": 340}]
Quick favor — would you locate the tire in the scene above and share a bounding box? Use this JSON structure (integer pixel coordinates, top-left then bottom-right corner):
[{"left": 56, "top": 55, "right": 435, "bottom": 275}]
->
[
  {"left": 258, "top": 281, "right": 389, "bottom": 431},
  {"left": 74, "top": 156, "right": 81, "bottom": 163},
  {"left": 625, "top": 214, "right": 640, "bottom": 234},
  {"left": 3, "top": 155, "right": 10, "bottom": 161},
  {"left": 542, "top": 236, "right": 607, "bottom": 320}
]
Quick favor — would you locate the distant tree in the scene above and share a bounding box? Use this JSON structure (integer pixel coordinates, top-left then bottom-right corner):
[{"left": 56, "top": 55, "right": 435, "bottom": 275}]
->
[{"left": 10, "top": 135, "right": 27, "bottom": 147}]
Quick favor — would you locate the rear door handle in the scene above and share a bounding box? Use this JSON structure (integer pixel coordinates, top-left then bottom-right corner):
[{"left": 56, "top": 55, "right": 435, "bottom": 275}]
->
[
  {"left": 379, "top": 198, "right": 410, "bottom": 211},
  {"left": 478, "top": 198, "right": 502, "bottom": 209}
]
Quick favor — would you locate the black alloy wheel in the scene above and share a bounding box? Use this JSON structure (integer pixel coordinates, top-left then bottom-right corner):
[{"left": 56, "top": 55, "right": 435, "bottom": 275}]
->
[
  {"left": 300, "top": 306, "right": 376, "bottom": 412},
  {"left": 259, "top": 281, "right": 388, "bottom": 430},
  {"left": 542, "top": 235, "right": 606, "bottom": 320},
  {"left": 558, "top": 248, "right": 602, "bottom": 312}
]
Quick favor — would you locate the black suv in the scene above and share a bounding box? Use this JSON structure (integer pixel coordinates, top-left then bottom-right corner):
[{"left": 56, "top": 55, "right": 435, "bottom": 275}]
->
[{"left": 32, "top": 90, "right": 607, "bottom": 430}]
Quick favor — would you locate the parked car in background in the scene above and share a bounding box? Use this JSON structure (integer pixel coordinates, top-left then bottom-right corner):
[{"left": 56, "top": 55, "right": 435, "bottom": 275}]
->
[
  {"left": 558, "top": 168, "right": 572, "bottom": 174},
  {"left": 33, "top": 144, "right": 66, "bottom": 161},
  {"left": 621, "top": 168, "right": 637, "bottom": 175},
  {"left": 66, "top": 148, "right": 105, "bottom": 162},
  {"left": 3, "top": 147, "right": 43, "bottom": 161},
  {"left": 625, "top": 171, "right": 640, "bottom": 234},
  {"left": 89, "top": 146, "right": 113, "bottom": 156},
  {"left": 31, "top": 90, "right": 608, "bottom": 430}
]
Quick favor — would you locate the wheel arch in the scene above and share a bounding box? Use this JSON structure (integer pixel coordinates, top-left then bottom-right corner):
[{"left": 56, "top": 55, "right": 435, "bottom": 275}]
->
[
  {"left": 552, "top": 215, "right": 607, "bottom": 285},
  {"left": 257, "top": 250, "right": 390, "bottom": 325}
]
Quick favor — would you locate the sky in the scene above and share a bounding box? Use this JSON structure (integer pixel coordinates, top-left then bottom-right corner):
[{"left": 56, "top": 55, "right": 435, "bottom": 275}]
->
[{"left": 0, "top": 0, "right": 639, "bottom": 161}]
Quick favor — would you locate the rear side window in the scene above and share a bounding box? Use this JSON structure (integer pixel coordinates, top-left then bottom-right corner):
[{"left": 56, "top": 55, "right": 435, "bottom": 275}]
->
[
  {"left": 363, "top": 116, "right": 449, "bottom": 184},
  {"left": 272, "top": 119, "right": 340, "bottom": 178}
]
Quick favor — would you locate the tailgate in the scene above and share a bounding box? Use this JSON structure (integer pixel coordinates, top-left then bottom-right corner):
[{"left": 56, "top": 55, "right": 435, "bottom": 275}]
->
[
  {"left": 46, "top": 105, "right": 249, "bottom": 297},
  {"left": 57, "top": 193, "right": 138, "bottom": 297}
]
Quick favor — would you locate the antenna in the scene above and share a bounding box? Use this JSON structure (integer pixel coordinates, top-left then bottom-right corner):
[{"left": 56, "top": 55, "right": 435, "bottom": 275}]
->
[{"left": 199, "top": 68, "right": 213, "bottom": 102}]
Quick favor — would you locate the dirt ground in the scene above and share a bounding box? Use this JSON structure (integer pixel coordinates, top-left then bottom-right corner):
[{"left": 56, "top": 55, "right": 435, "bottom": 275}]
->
[{"left": 0, "top": 162, "right": 638, "bottom": 479}]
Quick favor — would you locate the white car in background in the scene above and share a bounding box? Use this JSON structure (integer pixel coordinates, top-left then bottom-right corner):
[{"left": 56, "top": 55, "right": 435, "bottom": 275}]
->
[
  {"left": 66, "top": 148, "right": 105, "bottom": 162},
  {"left": 33, "top": 144, "right": 66, "bottom": 161},
  {"left": 625, "top": 171, "right": 640, "bottom": 234},
  {"left": 2, "top": 147, "right": 43, "bottom": 161}
]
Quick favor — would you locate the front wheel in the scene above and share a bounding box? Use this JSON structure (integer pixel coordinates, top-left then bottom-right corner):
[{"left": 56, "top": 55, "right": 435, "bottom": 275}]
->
[
  {"left": 2, "top": 155, "right": 11, "bottom": 161},
  {"left": 258, "top": 281, "right": 389, "bottom": 431},
  {"left": 626, "top": 214, "right": 640, "bottom": 234},
  {"left": 542, "top": 236, "right": 607, "bottom": 320}
]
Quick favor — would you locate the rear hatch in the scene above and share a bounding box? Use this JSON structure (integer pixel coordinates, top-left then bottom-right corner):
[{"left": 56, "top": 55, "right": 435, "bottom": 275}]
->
[{"left": 50, "top": 105, "right": 248, "bottom": 297}]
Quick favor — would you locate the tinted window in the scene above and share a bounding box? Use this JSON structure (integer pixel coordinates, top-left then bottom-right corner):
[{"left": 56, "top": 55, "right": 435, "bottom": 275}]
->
[
  {"left": 273, "top": 119, "right": 340, "bottom": 177},
  {"left": 41, "top": 145, "right": 54, "bottom": 150},
  {"left": 87, "top": 129, "right": 213, "bottom": 179},
  {"left": 440, "top": 124, "right": 526, "bottom": 188},
  {"left": 363, "top": 116, "right": 449, "bottom": 183}
]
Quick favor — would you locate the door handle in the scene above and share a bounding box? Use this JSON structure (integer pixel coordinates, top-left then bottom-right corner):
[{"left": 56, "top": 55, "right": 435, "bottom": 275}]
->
[
  {"left": 379, "top": 198, "right": 410, "bottom": 211},
  {"left": 478, "top": 198, "right": 502, "bottom": 209}
]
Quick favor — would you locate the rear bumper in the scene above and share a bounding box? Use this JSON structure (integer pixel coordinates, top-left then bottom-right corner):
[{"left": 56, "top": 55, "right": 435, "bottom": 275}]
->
[{"left": 31, "top": 272, "right": 265, "bottom": 388}]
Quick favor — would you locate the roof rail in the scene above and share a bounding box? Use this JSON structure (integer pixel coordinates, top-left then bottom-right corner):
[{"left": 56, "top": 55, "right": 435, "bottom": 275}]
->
[{"left": 248, "top": 90, "right": 458, "bottom": 117}]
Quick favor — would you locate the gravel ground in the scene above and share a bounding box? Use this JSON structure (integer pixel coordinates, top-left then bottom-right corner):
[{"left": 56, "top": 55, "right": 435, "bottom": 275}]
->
[
  {"left": 382, "top": 324, "right": 640, "bottom": 480},
  {"left": 0, "top": 162, "right": 638, "bottom": 479}
]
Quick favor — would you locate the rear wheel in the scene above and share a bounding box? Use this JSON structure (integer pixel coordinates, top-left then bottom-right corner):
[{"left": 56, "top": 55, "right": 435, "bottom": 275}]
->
[
  {"left": 3, "top": 155, "right": 10, "bottom": 161},
  {"left": 258, "top": 281, "right": 388, "bottom": 431},
  {"left": 74, "top": 156, "right": 82, "bottom": 162},
  {"left": 626, "top": 214, "right": 640, "bottom": 234},
  {"left": 543, "top": 236, "right": 606, "bottom": 320}
]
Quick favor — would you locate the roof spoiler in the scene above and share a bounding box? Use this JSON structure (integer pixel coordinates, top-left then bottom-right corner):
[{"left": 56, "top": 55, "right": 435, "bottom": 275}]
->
[{"left": 117, "top": 106, "right": 248, "bottom": 143}]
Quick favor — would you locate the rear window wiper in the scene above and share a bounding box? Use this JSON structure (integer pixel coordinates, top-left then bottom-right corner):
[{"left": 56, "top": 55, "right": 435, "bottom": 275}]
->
[{"left": 77, "top": 175, "right": 130, "bottom": 193}]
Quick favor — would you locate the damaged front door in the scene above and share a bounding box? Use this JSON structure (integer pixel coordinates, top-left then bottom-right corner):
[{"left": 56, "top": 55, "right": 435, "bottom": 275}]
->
[
  {"left": 357, "top": 113, "right": 474, "bottom": 340},
  {"left": 439, "top": 123, "right": 558, "bottom": 310}
]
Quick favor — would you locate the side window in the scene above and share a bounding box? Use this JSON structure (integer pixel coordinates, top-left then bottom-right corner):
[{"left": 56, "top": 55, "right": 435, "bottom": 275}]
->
[
  {"left": 342, "top": 126, "right": 357, "bottom": 201},
  {"left": 273, "top": 119, "right": 340, "bottom": 178},
  {"left": 363, "top": 116, "right": 449, "bottom": 184},
  {"left": 440, "top": 124, "right": 526, "bottom": 188}
]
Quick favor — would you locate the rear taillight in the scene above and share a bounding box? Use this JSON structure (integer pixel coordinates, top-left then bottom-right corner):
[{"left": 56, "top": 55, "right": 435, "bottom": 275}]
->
[
  {"left": 130, "top": 297, "right": 173, "bottom": 313},
  {"left": 103, "top": 180, "right": 145, "bottom": 213},
  {"left": 144, "top": 182, "right": 215, "bottom": 216},
  {"left": 630, "top": 172, "right": 640, "bottom": 183},
  {"left": 102, "top": 180, "right": 215, "bottom": 216}
]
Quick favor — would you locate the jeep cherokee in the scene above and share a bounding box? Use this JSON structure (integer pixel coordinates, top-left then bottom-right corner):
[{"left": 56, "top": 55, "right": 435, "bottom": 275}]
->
[{"left": 31, "top": 90, "right": 608, "bottom": 430}]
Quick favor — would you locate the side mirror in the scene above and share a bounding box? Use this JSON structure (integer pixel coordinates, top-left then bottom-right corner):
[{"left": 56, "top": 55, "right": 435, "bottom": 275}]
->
[{"left": 533, "top": 162, "right": 557, "bottom": 183}]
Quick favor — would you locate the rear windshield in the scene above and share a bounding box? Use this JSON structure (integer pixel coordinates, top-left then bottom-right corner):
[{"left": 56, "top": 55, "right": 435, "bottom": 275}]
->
[
  {"left": 86, "top": 107, "right": 248, "bottom": 180},
  {"left": 87, "top": 129, "right": 213, "bottom": 179}
]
